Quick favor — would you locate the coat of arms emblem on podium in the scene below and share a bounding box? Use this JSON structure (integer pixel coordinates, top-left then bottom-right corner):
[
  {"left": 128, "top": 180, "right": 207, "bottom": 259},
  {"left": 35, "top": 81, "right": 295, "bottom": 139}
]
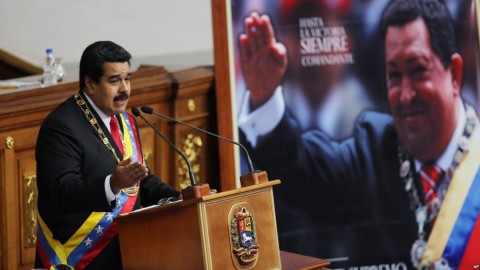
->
[{"left": 229, "top": 203, "right": 259, "bottom": 269}]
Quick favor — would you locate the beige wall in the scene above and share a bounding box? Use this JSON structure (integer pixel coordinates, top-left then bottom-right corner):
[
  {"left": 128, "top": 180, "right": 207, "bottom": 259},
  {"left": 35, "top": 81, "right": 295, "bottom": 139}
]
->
[{"left": 0, "top": 0, "right": 214, "bottom": 73}]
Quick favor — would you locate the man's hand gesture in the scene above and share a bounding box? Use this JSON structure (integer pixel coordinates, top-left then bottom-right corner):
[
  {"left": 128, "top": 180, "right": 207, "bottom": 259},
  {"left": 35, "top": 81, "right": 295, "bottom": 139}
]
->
[{"left": 239, "top": 12, "right": 288, "bottom": 111}]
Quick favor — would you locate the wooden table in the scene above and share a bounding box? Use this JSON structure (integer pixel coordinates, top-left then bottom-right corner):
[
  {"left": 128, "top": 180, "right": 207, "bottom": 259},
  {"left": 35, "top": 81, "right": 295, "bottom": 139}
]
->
[{"left": 281, "top": 251, "right": 331, "bottom": 270}]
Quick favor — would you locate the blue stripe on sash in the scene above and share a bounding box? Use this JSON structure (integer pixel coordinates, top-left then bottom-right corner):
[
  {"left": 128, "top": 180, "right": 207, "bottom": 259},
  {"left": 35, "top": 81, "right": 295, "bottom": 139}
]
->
[
  {"left": 443, "top": 167, "right": 480, "bottom": 268},
  {"left": 37, "top": 222, "right": 62, "bottom": 266},
  {"left": 66, "top": 192, "right": 129, "bottom": 267}
]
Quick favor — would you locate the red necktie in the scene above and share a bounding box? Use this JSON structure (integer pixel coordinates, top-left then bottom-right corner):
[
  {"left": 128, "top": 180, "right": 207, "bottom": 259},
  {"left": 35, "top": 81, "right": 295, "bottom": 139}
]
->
[
  {"left": 420, "top": 164, "right": 443, "bottom": 222},
  {"left": 110, "top": 115, "right": 124, "bottom": 155}
]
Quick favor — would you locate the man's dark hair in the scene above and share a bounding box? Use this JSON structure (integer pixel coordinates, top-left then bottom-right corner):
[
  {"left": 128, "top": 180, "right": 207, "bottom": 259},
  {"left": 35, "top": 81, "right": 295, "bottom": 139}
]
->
[
  {"left": 381, "top": 0, "right": 457, "bottom": 69},
  {"left": 79, "top": 41, "right": 132, "bottom": 90}
]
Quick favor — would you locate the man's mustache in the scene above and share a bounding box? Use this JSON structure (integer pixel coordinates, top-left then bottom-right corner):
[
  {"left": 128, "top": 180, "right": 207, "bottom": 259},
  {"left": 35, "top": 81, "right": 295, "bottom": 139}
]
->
[
  {"left": 114, "top": 92, "right": 129, "bottom": 101},
  {"left": 395, "top": 98, "right": 427, "bottom": 116}
]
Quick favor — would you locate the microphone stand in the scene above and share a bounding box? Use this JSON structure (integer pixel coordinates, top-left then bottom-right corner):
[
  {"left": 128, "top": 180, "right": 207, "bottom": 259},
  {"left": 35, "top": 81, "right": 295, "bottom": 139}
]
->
[
  {"left": 131, "top": 107, "right": 211, "bottom": 200},
  {"left": 140, "top": 106, "right": 268, "bottom": 187},
  {"left": 239, "top": 170, "right": 268, "bottom": 187}
]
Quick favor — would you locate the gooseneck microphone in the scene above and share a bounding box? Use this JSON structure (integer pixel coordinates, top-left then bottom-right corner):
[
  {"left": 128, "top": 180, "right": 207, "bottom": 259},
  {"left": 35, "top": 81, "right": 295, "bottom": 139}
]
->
[
  {"left": 139, "top": 105, "right": 268, "bottom": 187},
  {"left": 131, "top": 107, "right": 197, "bottom": 187},
  {"left": 140, "top": 105, "right": 256, "bottom": 174}
]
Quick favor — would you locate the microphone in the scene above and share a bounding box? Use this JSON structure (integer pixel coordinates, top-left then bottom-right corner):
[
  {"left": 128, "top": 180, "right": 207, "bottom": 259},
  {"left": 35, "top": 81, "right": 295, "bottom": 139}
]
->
[
  {"left": 131, "top": 107, "right": 211, "bottom": 199},
  {"left": 140, "top": 105, "right": 268, "bottom": 187}
]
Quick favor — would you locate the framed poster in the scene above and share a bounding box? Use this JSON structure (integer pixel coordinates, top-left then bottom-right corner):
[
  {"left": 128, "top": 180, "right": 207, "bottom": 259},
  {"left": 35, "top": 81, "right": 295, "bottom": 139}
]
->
[{"left": 212, "top": 0, "right": 480, "bottom": 268}]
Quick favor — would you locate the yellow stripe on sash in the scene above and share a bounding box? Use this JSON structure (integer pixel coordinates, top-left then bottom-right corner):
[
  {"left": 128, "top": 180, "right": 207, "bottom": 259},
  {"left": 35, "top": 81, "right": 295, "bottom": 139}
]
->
[
  {"left": 39, "top": 211, "right": 105, "bottom": 260},
  {"left": 63, "top": 212, "right": 105, "bottom": 257},
  {"left": 421, "top": 126, "right": 480, "bottom": 265},
  {"left": 38, "top": 214, "right": 69, "bottom": 264},
  {"left": 120, "top": 114, "right": 133, "bottom": 160}
]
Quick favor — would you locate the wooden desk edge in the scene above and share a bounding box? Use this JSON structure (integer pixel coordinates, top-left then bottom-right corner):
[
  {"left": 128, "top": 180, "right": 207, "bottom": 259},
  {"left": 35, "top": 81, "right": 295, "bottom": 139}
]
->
[{"left": 280, "top": 250, "right": 331, "bottom": 270}]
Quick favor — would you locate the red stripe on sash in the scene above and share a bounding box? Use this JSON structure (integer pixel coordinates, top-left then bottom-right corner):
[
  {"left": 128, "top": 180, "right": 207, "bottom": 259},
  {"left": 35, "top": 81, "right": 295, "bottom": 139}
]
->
[
  {"left": 74, "top": 223, "right": 118, "bottom": 270},
  {"left": 457, "top": 214, "right": 480, "bottom": 270}
]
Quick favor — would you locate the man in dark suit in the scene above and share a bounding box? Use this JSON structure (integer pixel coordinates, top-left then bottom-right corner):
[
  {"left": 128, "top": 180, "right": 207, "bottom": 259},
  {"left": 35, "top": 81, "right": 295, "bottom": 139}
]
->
[
  {"left": 238, "top": 0, "right": 480, "bottom": 268},
  {"left": 34, "top": 41, "right": 180, "bottom": 270}
]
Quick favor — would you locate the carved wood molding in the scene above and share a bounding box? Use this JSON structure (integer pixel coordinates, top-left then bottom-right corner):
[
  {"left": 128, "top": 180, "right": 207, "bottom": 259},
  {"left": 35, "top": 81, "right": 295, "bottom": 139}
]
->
[
  {"left": 178, "top": 133, "right": 203, "bottom": 189},
  {"left": 24, "top": 174, "right": 37, "bottom": 247}
]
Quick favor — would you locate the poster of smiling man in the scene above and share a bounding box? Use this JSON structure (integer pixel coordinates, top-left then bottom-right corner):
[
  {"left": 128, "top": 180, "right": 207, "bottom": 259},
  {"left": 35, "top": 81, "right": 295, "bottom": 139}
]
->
[{"left": 213, "top": 0, "right": 480, "bottom": 269}]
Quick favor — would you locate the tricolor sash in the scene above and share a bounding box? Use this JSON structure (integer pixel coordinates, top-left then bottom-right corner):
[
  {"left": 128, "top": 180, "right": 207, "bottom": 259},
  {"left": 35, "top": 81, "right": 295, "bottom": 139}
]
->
[
  {"left": 36, "top": 111, "right": 143, "bottom": 270},
  {"left": 120, "top": 111, "right": 142, "bottom": 164},
  {"left": 421, "top": 126, "right": 480, "bottom": 269}
]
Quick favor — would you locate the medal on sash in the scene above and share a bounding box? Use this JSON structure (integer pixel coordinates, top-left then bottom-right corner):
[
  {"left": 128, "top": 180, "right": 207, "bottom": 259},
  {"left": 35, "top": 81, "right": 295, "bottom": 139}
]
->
[{"left": 410, "top": 206, "right": 427, "bottom": 268}]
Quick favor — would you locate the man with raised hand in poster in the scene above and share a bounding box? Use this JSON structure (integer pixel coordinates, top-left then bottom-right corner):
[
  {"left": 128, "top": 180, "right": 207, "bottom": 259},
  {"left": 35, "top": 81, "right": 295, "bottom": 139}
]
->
[{"left": 238, "top": 0, "right": 480, "bottom": 268}]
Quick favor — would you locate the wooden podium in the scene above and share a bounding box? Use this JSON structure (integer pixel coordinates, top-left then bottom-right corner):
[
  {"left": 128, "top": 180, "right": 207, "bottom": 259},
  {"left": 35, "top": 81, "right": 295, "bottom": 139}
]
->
[{"left": 116, "top": 180, "right": 282, "bottom": 270}]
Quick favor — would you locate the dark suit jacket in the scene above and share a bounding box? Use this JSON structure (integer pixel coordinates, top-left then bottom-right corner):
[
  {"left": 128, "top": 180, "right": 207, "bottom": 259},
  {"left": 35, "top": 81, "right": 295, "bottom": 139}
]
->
[
  {"left": 34, "top": 92, "right": 180, "bottom": 269},
  {"left": 241, "top": 110, "right": 419, "bottom": 268}
]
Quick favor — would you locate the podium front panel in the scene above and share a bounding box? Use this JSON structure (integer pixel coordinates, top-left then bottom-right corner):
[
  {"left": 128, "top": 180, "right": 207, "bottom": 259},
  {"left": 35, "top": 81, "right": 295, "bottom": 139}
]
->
[
  {"left": 118, "top": 203, "right": 205, "bottom": 269},
  {"left": 202, "top": 185, "right": 281, "bottom": 269},
  {"left": 116, "top": 180, "right": 281, "bottom": 269}
]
